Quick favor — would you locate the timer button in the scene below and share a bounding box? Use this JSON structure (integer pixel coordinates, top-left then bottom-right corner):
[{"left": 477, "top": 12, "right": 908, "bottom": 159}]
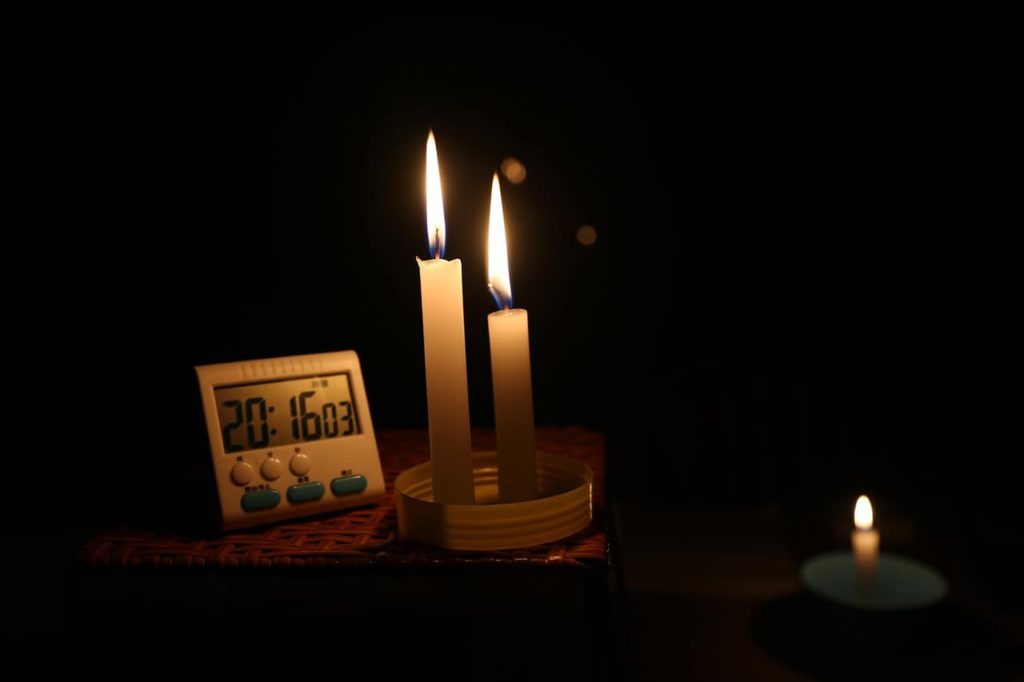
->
[
  {"left": 287, "top": 482, "right": 325, "bottom": 504},
  {"left": 261, "top": 458, "right": 284, "bottom": 480},
  {"left": 241, "top": 489, "right": 281, "bottom": 512},
  {"left": 331, "top": 474, "right": 368, "bottom": 497},
  {"left": 231, "top": 462, "right": 255, "bottom": 486},
  {"left": 290, "top": 454, "right": 312, "bottom": 476}
]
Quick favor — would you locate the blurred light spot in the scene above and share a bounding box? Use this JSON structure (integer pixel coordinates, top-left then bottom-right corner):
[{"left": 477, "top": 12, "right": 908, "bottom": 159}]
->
[
  {"left": 501, "top": 157, "right": 527, "bottom": 184},
  {"left": 577, "top": 225, "right": 597, "bottom": 246}
]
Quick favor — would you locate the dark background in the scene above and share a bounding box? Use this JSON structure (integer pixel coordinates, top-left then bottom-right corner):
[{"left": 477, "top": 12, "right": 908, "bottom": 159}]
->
[{"left": 23, "top": 11, "right": 1018, "bottom": 652}]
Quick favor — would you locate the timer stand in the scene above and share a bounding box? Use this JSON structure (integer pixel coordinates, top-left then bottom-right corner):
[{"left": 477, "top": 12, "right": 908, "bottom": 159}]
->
[{"left": 395, "top": 449, "right": 593, "bottom": 550}]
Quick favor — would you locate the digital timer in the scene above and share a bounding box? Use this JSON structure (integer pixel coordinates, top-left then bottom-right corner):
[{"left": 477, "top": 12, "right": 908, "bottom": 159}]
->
[{"left": 196, "top": 351, "right": 384, "bottom": 531}]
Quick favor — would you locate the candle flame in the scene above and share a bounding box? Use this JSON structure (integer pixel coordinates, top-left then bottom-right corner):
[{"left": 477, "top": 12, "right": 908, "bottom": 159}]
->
[
  {"left": 854, "top": 495, "right": 874, "bottom": 530},
  {"left": 487, "top": 173, "right": 512, "bottom": 309},
  {"left": 425, "top": 130, "right": 446, "bottom": 258}
]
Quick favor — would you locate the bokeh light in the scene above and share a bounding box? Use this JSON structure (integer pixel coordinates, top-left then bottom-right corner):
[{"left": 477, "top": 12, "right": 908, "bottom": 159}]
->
[{"left": 576, "top": 225, "right": 597, "bottom": 246}]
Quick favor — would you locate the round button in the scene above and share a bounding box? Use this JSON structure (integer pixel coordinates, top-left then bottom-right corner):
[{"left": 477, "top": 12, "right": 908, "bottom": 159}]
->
[
  {"left": 261, "top": 458, "right": 284, "bottom": 480},
  {"left": 290, "top": 453, "right": 311, "bottom": 476},
  {"left": 231, "top": 462, "right": 254, "bottom": 486}
]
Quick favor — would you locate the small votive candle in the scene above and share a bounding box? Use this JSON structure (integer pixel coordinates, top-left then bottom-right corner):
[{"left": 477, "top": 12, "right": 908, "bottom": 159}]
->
[{"left": 852, "top": 494, "right": 880, "bottom": 597}]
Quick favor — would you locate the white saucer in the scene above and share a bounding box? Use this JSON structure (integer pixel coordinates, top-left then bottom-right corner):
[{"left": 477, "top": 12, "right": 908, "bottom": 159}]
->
[{"left": 800, "top": 551, "right": 948, "bottom": 611}]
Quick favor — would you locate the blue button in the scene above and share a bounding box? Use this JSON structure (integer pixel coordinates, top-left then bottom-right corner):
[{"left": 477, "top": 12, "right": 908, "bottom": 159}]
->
[
  {"left": 241, "top": 489, "right": 281, "bottom": 512},
  {"left": 331, "top": 475, "right": 367, "bottom": 497},
  {"left": 287, "top": 482, "right": 325, "bottom": 504}
]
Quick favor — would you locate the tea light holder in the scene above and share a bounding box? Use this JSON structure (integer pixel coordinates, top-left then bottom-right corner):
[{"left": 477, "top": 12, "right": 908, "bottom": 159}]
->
[
  {"left": 800, "top": 551, "right": 948, "bottom": 611},
  {"left": 395, "top": 450, "right": 593, "bottom": 550}
]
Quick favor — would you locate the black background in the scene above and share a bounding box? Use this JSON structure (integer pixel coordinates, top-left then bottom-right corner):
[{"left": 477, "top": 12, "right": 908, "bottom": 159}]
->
[{"left": 26, "top": 11, "right": 1018, "bottom": 625}]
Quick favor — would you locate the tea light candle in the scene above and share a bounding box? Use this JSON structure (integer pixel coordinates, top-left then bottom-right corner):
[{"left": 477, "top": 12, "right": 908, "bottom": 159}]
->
[
  {"left": 852, "top": 494, "right": 880, "bottom": 595},
  {"left": 800, "top": 493, "right": 947, "bottom": 611},
  {"left": 417, "top": 131, "right": 475, "bottom": 504}
]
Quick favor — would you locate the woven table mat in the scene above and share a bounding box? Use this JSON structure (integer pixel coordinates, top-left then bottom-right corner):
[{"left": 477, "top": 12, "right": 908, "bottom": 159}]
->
[{"left": 80, "top": 427, "right": 607, "bottom": 570}]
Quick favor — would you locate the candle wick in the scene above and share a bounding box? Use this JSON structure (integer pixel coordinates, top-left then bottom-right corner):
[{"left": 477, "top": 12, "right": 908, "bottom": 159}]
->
[
  {"left": 434, "top": 228, "right": 441, "bottom": 260},
  {"left": 488, "top": 282, "right": 512, "bottom": 311}
]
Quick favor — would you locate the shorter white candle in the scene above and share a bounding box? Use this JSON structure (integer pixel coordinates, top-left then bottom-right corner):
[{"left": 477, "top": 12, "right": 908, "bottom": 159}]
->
[
  {"left": 852, "top": 494, "right": 880, "bottom": 596},
  {"left": 487, "top": 173, "right": 537, "bottom": 502}
]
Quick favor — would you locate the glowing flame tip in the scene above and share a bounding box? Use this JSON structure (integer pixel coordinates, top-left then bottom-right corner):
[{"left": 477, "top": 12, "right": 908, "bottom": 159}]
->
[
  {"left": 854, "top": 495, "right": 874, "bottom": 530},
  {"left": 487, "top": 173, "right": 512, "bottom": 309},
  {"left": 425, "top": 131, "right": 446, "bottom": 258}
]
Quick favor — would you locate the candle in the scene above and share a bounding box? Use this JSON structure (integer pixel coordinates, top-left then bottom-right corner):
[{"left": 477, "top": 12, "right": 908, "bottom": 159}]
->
[
  {"left": 417, "top": 131, "right": 475, "bottom": 504},
  {"left": 851, "top": 494, "right": 880, "bottom": 596},
  {"left": 487, "top": 173, "right": 537, "bottom": 502}
]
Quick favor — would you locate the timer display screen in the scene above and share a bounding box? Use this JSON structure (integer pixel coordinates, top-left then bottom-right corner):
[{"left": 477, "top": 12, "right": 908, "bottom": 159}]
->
[{"left": 214, "top": 373, "right": 361, "bottom": 453}]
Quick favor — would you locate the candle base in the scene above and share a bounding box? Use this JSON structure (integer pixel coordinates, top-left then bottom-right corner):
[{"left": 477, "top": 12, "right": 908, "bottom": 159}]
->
[
  {"left": 395, "top": 450, "right": 592, "bottom": 550},
  {"left": 799, "top": 551, "right": 947, "bottom": 611}
]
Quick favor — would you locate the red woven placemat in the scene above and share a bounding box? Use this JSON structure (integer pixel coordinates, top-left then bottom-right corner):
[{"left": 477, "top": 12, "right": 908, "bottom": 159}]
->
[{"left": 80, "top": 427, "right": 607, "bottom": 570}]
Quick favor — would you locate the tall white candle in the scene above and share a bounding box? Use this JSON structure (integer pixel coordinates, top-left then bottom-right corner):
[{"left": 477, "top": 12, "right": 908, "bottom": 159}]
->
[
  {"left": 418, "top": 131, "right": 474, "bottom": 504},
  {"left": 487, "top": 173, "right": 537, "bottom": 502},
  {"left": 852, "top": 494, "right": 880, "bottom": 596}
]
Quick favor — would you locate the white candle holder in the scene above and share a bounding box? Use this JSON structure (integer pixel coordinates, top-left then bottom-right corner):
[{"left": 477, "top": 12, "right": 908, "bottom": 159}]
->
[
  {"left": 395, "top": 450, "right": 593, "bottom": 550},
  {"left": 800, "top": 551, "right": 947, "bottom": 611}
]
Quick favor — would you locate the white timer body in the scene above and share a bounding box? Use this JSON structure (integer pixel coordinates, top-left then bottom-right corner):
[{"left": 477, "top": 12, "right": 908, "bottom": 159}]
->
[{"left": 196, "top": 351, "right": 385, "bottom": 531}]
